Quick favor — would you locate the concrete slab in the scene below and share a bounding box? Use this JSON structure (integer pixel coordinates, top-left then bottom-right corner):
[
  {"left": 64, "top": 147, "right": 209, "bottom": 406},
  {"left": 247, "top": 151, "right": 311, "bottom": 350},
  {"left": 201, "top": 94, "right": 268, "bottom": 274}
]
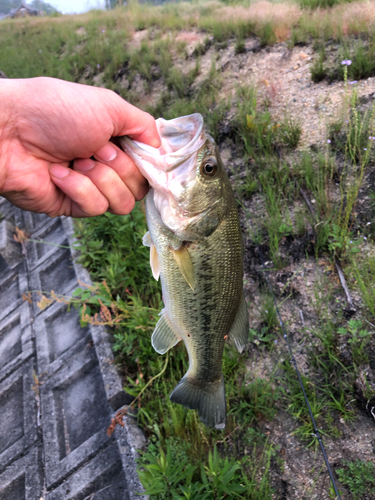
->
[
  {"left": 40, "top": 346, "right": 113, "bottom": 488},
  {"left": 29, "top": 248, "right": 77, "bottom": 317},
  {"left": 33, "top": 301, "right": 92, "bottom": 376},
  {"left": 0, "top": 358, "right": 39, "bottom": 473},
  {"left": 0, "top": 201, "right": 146, "bottom": 499},
  {"left": 61, "top": 217, "right": 132, "bottom": 411},
  {"left": 22, "top": 210, "right": 52, "bottom": 234},
  {"left": 0, "top": 220, "right": 22, "bottom": 269},
  {"left": 0, "top": 444, "right": 44, "bottom": 500},
  {"left": 46, "top": 441, "right": 130, "bottom": 500},
  {"left": 26, "top": 218, "right": 69, "bottom": 272},
  {"left": 0, "top": 262, "right": 28, "bottom": 322},
  {"left": 0, "top": 301, "right": 34, "bottom": 384},
  {"left": 0, "top": 197, "right": 23, "bottom": 227}
]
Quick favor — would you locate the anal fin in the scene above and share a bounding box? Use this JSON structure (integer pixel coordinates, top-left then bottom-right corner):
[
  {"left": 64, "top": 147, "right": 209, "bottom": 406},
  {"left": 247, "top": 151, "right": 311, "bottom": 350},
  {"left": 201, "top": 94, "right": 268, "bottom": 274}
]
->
[
  {"left": 152, "top": 310, "right": 180, "bottom": 354},
  {"left": 170, "top": 375, "right": 226, "bottom": 430},
  {"left": 229, "top": 294, "right": 249, "bottom": 353}
]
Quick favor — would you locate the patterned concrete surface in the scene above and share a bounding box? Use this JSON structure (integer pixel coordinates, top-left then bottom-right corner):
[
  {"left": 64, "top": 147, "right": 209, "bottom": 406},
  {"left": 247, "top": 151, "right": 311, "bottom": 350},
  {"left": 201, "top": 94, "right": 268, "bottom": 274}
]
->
[{"left": 0, "top": 199, "right": 146, "bottom": 500}]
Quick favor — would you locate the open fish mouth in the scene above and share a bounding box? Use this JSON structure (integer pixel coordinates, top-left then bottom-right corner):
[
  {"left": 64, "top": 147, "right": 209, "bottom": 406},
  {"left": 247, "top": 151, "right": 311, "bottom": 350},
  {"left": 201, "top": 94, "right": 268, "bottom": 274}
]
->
[{"left": 120, "top": 113, "right": 206, "bottom": 174}]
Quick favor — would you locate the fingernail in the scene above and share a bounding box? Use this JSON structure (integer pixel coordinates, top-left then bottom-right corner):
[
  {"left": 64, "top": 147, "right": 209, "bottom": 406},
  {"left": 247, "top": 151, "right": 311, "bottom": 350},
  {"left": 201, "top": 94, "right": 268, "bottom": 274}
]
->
[
  {"left": 74, "top": 158, "right": 96, "bottom": 172},
  {"left": 49, "top": 164, "right": 70, "bottom": 179},
  {"left": 95, "top": 143, "right": 117, "bottom": 162}
]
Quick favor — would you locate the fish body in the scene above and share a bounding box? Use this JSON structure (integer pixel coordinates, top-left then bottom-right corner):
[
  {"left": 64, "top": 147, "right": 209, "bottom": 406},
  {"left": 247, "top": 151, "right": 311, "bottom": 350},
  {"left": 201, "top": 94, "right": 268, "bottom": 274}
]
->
[{"left": 119, "top": 114, "right": 248, "bottom": 429}]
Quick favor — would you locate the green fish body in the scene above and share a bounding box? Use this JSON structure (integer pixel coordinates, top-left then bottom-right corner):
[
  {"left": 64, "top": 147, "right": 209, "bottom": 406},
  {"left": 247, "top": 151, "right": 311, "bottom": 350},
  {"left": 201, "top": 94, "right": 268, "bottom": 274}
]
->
[{"left": 120, "top": 114, "right": 248, "bottom": 429}]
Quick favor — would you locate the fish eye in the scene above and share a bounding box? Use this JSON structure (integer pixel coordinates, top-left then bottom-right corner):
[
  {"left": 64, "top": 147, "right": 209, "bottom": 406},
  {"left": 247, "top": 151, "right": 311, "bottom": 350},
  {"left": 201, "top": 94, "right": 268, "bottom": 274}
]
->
[{"left": 201, "top": 157, "right": 217, "bottom": 177}]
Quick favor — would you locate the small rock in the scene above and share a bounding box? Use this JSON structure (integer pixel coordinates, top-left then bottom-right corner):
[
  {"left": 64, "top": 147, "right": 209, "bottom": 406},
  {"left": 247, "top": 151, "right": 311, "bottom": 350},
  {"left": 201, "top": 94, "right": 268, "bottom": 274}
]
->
[{"left": 299, "top": 52, "right": 309, "bottom": 60}]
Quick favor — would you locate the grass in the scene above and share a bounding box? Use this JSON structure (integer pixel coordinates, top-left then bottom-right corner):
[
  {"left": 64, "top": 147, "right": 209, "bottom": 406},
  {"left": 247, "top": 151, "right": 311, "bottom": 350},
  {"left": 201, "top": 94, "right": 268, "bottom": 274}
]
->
[
  {"left": 4, "top": 0, "right": 375, "bottom": 85},
  {"left": 337, "top": 460, "right": 375, "bottom": 499},
  {"left": 6, "top": 1, "right": 375, "bottom": 496}
]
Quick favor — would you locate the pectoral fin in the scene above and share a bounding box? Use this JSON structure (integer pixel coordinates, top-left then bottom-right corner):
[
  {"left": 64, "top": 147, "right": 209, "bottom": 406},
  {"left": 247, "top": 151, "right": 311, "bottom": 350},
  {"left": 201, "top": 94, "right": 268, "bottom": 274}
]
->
[
  {"left": 150, "top": 244, "right": 160, "bottom": 280},
  {"left": 143, "top": 231, "right": 160, "bottom": 280},
  {"left": 228, "top": 294, "right": 249, "bottom": 353},
  {"left": 152, "top": 310, "right": 181, "bottom": 354},
  {"left": 171, "top": 245, "right": 195, "bottom": 291},
  {"left": 142, "top": 231, "right": 152, "bottom": 247}
]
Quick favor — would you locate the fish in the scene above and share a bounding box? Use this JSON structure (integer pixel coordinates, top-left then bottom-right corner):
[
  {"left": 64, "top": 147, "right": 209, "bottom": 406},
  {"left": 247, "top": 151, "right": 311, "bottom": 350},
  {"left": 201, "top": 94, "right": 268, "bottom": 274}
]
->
[{"left": 119, "top": 113, "right": 248, "bottom": 430}]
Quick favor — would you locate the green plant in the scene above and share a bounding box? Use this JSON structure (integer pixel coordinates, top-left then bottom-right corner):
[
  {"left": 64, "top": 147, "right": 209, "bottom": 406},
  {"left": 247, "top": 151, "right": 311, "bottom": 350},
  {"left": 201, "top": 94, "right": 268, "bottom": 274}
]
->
[
  {"left": 299, "top": 0, "right": 354, "bottom": 7},
  {"left": 73, "top": 207, "right": 160, "bottom": 299},
  {"left": 138, "top": 442, "right": 197, "bottom": 499},
  {"left": 230, "top": 377, "right": 281, "bottom": 424},
  {"left": 259, "top": 294, "right": 278, "bottom": 331},
  {"left": 338, "top": 319, "right": 372, "bottom": 364},
  {"left": 310, "top": 48, "right": 327, "bottom": 83},
  {"left": 336, "top": 460, "right": 375, "bottom": 499},
  {"left": 352, "top": 256, "right": 375, "bottom": 315},
  {"left": 278, "top": 115, "right": 302, "bottom": 149},
  {"left": 200, "top": 447, "right": 245, "bottom": 498},
  {"left": 249, "top": 327, "right": 276, "bottom": 348}
]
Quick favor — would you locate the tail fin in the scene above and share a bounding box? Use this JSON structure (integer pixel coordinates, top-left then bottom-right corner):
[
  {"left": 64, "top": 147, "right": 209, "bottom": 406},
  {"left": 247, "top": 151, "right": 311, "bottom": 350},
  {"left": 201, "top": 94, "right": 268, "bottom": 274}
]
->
[{"left": 170, "top": 375, "right": 226, "bottom": 430}]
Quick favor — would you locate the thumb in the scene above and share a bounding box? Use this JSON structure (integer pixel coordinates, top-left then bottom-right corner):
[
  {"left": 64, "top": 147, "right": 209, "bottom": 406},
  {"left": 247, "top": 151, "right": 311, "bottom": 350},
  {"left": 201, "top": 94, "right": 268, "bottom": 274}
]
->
[{"left": 106, "top": 92, "right": 161, "bottom": 148}]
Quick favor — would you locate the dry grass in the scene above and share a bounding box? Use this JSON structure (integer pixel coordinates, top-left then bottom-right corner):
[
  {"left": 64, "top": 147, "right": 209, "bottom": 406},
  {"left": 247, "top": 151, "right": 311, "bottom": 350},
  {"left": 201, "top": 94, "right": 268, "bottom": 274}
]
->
[
  {"left": 218, "top": 2, "right": 301, "bottom": 40},
  {"left": 3, "top": 0, "right": 375, "bottom": 46},
  {"left": 298, "top": 1, "right": 375, "bottom": 38}
]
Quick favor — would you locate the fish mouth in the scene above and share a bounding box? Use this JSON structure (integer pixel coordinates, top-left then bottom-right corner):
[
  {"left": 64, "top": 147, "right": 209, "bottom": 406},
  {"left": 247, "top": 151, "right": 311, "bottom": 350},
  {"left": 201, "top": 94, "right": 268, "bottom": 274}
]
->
[{"left": 119, "top": 113, "right": 206, "bottom": 173}]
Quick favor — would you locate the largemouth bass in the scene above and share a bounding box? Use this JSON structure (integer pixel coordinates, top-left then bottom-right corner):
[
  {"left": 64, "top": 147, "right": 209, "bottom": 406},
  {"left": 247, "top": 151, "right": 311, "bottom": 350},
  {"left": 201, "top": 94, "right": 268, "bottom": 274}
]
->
[{"left": 119, "top": 114, "right": 248, "bottom": 429}]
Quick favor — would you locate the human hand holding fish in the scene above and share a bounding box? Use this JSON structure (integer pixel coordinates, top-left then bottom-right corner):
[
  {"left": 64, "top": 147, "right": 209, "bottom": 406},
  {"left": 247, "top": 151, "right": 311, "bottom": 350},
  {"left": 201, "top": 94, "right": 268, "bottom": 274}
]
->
[
  {"left": 119, "top": 113, "right": 249, "bottom": 429},
  {"left": 0, "top": 76, "right": 160, "bottom": 217}
]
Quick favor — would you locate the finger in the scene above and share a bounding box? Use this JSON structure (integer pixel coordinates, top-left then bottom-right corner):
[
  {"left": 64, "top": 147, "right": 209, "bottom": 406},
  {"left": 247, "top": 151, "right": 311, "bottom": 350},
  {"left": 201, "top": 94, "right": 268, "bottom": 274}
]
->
[
  {"left": 73, "top": 159, "right": 135, "bottom": 215},
  {"left": 93, "top": 142, "right": 149, "bottom": 201},
  {"left": 49, "top": 164, "right": 109, "bottom": 216},
  {"left": 107, "top": 94, "right": 161, "bottom": 147}
]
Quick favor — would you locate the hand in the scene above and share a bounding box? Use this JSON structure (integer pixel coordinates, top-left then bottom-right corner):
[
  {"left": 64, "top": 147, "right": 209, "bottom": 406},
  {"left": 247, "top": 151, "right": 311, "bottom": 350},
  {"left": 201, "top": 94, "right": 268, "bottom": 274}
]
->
[{"left": 0, "top": 77, "right": 160, "bottom": 217}]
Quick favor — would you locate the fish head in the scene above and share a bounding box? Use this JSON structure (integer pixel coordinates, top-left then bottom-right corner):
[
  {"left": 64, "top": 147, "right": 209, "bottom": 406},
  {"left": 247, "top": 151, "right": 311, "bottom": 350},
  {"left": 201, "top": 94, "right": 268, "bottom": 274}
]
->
[{"left": 119, "top": 113, "right": 231, "bottom": 240}]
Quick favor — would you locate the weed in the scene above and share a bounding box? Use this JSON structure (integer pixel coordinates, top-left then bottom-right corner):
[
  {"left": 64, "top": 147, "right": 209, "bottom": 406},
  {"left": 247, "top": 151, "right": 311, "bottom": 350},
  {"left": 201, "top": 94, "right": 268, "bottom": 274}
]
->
[
  {"left": 336, "top": 460, "right": 375, "bottom": 499},
  {"left": 351, "top": 255, "right": 375, "bottom": 315},
  {"left": 259, "top": 294, "right": 278, "bottom": 331},
  {"left": 73, "top": 207, "right": 159, "bottom": 300},
  {"left": 310, "top": 48, "right": 327, "bottom": 83},
  {"left": 230, "top": 377, "right": 282, "bottom": 424},
  {"left": 137, "top": 441, "right": 197, "bottom": 499},
  {"left": 259, "top": 22, "right": 277, "bottom": 47},
  {"left": 249, "top": 327, "right": 276, "bottom": 348},
  {"left": 278, "top": 115, "right": 302, "bottom": 149},
  {"left": 235, "top": 36, "right": 246, "bottom": 55},
  {"left": 338, "top": 319, "right": 372, "bottom": 364}
]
